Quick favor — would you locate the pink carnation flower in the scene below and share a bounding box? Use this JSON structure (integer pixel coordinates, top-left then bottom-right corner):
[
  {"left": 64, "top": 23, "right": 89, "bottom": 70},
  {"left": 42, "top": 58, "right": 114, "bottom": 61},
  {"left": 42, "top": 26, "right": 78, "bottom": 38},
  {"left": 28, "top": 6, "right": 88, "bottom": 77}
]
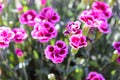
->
[
  {"left": 0, "top": 27, "right": 15, "bottom": 48},
  {"left": 92, "top": 1, "right": 112, "bottom": 18},
  {"left": 15, "top": 48, "right": 23, "bottom": 57},
  {"left": 69, "top": 35, "right": 87, "bottom": 50},
  {"left": 36, "top": 7, "right": 60, "bottom": 24},
  {"left": 64, "top": 21, "right": 82, "bottom": 35},
  {"left": 19, "top": 10, "right": 37, "bottom": 26},
  {"left": 86, "top": 71, "right": 105, "bottom": 80},
  {"left": 113, "top": 42, "right": 120, "bottom": 54},
  {"left": 79, "top": 10, "right": 95, "bottom": 27},
  {"left": 45, "top": 40, "right": 68, "bottom": 64},
  {"left": 12, "top": 28, "right": 28, "bottom": 43},
  {"left": 31, "top": 22, "right": 57, "bottom": 43}
]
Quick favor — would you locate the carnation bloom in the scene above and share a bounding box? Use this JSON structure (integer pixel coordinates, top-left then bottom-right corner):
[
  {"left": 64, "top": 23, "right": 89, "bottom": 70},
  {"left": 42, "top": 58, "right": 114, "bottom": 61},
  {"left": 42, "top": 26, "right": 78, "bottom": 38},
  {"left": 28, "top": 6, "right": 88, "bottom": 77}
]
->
[
  {"left": 44, "top": 40, "right": 68, "bottom": 64},
  {"left": 19, "top": 10, "right": 37, "bottom": 26},
  {"left": 64, "top": 21, "right": 82, "bottom": 35},
  {"left": 15, "top": 48, "right": 23, "bottom": 57},
  {"left": 86, "top": 71, "right": 105, "bottom": 80},
  {"left": 12, "top": 28, "right": 28, "bottom": 43},
  {"left": 35, "top": 7, "right": 60, "bottom": 24},
  {"left": 79, "top": 10, "right": 95, "bottom": 27},
  {"left": 113, "top": 42, "right": 120, "bottom": 54},
  {"left": 92, "top": 1, "right": 112, "bottom": 18},
  {"left": 31, "top": 22, "right": 57, "bottom": 43},
  {"left": 0, "top": 27, "right": 15, "bottom": 48},
  {"left": 69, "top": 35, "right": 87, "bottom": 50}
]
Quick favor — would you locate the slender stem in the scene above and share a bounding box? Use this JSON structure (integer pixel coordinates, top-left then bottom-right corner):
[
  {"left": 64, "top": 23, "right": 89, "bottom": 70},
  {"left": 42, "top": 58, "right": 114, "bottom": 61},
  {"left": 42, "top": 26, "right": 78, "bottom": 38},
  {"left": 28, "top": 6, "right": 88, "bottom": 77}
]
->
[
  {"left": 23, "top": 67, "right": 28, "bottom": 80},
  {"left": 85, "top": 45, "right": 91, "bottom": 77},
  {"left": 66, "top": 56, "right": 72, "bottom": 72},
  {"left": 64, "top": 52, "right": 75, "bottom": 80}
]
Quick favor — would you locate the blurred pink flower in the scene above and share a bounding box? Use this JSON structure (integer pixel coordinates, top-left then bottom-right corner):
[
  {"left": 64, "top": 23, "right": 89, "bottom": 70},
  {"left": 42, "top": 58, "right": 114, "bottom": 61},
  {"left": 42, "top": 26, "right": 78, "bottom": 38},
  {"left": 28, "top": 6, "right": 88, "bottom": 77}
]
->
[
  {"left": 117, "top": 56, "right": 120, "bottom": 63},
  {"left": 31, "top": 22, "right": 57, "bottom": 43},
  {"left": 86, "top": 71, "right": 105, "bottom": 80},
  {"left": 12, "top": 28, "right": 28, "bottom": 43},
  {"left": 36, "top": 7, "right": 60, "bottom": 24},
  {"left": 16, "top": 5, "right": 23, "bottom": 12},
  {"left": 15, "top": 48, "right": 23, "bottom": 57},
  {"left": 97, "top": 19, "right": 111, "bottom": 33},
  {"left": 69, "top": 35, "right": 87, "bottom": 50},
  {"left": 0, "top": 3, "right": 4, "bottom": 13},
  {"left": 64, "top": 21, "right": 82, "bottom": 35},
  {"left": 113, "top": 42, "right": 120, "bottom": 54},
  {"left": 19, "top": 10, "right": 37, "bottom": 26},
  {"left": 0, "top": 27, "right": 15, "bottom": 48},
  {"left": 41, "top": 0, "right": 47, "bottom": 5},
  {"left": 92, "top": 1, "right": 112, "bottom": 18},
  {"left": 45, "top": 40, "right": 68, "bottom": 64}
]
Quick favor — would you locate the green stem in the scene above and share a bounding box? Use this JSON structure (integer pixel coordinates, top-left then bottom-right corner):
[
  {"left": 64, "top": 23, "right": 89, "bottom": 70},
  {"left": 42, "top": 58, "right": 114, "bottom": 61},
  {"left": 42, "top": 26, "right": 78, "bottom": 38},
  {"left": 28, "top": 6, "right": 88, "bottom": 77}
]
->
[{"left": 23, "top": 67, "right": 28, "bottom": 80}]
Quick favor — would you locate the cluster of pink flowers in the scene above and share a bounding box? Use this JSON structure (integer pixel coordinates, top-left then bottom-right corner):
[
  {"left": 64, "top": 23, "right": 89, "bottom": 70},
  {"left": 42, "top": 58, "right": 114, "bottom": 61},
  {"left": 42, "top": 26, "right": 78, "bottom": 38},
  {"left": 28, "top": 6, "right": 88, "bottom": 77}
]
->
[
  {"left": 79, "top": 1, "right": 112, "bottom": 34},
  {"left": 20, "top": 7, "right": 60, "bottom": 43},
  {"left": 64, "top": 21, "right": 87, "bottom": 50},
  {"left": 44, "top": 40, "right": 68, "bottom": 64},
  {"left": 0, "top": 27, "right": 15, "bottom": 48},
  {"left": 86, "top": 71, "right": 105, "bottom": 80},
  {"left": 31, "top": 22, "right": 57, "bottom": 42},
  {"left": 15, "top": 48, "right": 23, "bottom": 57},
  {"left": 113, "top": 42, "right": 120, "bottom": 63},
  {"left": 12, "top": 28, "right": 28, "bottom": 43}
]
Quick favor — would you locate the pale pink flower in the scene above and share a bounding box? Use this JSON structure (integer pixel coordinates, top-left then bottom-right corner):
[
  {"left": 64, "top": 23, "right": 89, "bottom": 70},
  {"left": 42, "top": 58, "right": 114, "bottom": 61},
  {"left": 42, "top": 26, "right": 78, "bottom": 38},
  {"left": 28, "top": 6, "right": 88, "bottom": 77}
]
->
[
  {"left": 16, "top": 4, "right": 23, "bottom": 12},
  {"left": 19, "top": 10, "right": 37, "bottom": 26},
  {"left": 64, "top": 21, "right": 82, "bottom": 35},
  {"left": 12, "top": 28, "right": 28, "bottom": 43},
  {"left": 0, "top": 27, "right": 15, "bottom": 48}
]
